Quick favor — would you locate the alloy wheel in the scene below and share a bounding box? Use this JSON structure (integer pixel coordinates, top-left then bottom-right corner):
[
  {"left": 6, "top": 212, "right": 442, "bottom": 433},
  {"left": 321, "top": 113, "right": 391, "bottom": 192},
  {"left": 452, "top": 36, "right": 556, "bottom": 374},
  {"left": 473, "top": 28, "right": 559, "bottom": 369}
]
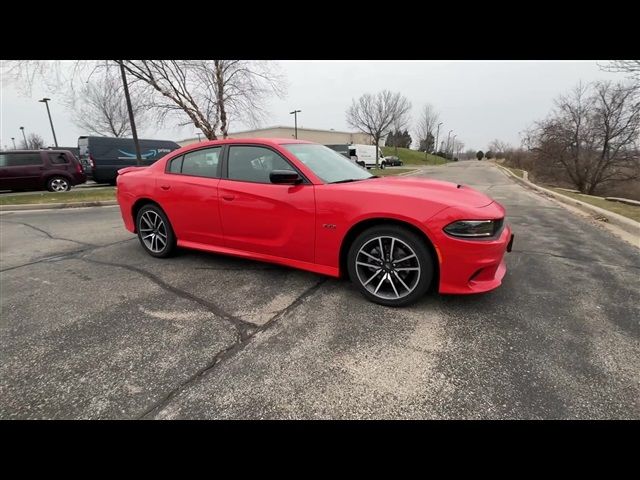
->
[
  {"left": 139, "top": 210, "right": 168, "bottom": 253},
  {"left": 355, "top": 235, "right": 421, "bottom": 300}
]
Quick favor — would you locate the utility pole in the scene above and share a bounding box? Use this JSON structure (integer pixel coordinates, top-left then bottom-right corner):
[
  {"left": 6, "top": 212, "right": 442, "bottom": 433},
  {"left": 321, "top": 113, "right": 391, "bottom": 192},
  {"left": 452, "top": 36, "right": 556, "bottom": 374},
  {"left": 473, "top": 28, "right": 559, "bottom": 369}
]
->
[
  {"left": 290, "top": 110, "right": 301, "bottom": 139},
  {"left": 446, "top": 130, "right": 453, "bottom": 159},
  {"left": 38, "top": 98, "right": 58, "bottom": 147},
  {"left": 118, "top": 61, "right": 142, "bottom": 166},
  {"left": 435, "top": 122, "right": 443, "bottom": 155}
]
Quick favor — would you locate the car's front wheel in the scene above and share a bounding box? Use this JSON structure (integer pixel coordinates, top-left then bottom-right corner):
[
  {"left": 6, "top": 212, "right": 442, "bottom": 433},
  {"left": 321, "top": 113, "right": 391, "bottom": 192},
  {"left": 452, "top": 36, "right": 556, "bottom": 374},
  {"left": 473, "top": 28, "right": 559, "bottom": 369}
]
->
[
  {"left": 136, "top": 204, "right": 176, "bottom": 258},
  {"left": 47, "top": 176, "right": 71, "bottom": 192},
  {"left": 347, "top": 225, "right": 433, "bottom": 307}
]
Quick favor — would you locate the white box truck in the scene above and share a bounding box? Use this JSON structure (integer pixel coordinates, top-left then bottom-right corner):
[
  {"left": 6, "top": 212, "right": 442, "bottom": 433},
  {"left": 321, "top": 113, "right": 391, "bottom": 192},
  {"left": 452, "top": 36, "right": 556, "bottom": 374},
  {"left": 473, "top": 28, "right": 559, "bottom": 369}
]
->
[{"left": 348, "top": 144, "right": 386, "bottom": 169}]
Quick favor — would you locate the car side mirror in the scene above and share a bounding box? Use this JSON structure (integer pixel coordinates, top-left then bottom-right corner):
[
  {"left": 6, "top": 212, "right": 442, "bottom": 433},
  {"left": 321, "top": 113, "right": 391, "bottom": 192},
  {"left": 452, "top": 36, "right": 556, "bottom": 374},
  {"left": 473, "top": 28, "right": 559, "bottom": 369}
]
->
[{"left": 270, "top": 169, "right": 302, "bottom": 185}]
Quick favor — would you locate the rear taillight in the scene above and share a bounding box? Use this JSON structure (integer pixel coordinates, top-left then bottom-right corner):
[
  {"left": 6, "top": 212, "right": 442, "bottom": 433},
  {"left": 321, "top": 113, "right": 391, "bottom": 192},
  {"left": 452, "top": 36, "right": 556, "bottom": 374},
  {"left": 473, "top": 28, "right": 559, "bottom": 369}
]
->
[
  {"left": 89, "top": 154, "right": 95, "bottom": 168},
  {"left": 76, "top": 162, "right": 83, "bottom": 173}
]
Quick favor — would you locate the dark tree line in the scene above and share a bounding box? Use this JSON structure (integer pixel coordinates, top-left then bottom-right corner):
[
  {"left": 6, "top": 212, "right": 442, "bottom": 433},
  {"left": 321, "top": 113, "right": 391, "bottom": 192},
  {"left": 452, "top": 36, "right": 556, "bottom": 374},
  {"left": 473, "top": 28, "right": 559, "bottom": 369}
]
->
[{"left": 385, "top": 129, "right": 413, "bottom": 149}]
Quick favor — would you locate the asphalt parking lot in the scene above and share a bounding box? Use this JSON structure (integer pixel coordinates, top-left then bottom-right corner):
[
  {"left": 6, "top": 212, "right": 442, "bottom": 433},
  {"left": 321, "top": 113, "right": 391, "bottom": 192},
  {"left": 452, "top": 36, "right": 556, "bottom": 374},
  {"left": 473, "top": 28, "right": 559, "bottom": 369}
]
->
[{"left": 1, "top": 161, "right": 638, "bottom": 419}]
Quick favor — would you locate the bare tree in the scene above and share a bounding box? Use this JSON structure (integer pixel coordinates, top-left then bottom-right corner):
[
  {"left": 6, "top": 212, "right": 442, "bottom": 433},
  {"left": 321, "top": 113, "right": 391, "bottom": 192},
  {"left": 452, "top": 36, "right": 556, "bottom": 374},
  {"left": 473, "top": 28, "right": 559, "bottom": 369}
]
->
[
  {"left": 20, "top": 133, "right": 46, "bottom": 149},
  {"left": 69, "top": 70, "right": 150, "bottom": 137},
  {"left": 3, "top": 60, "right": 287, "bottom": 140},
  {"left": 529, "top": 81, "right": 640, "bottom": 194},
  {"left": 488, "top": 139, "right": 512, "bottom": 159},
  {"left": 207, "top": 60, "right": 286, "bottom": 138},
  {"left": 118, "top": 60, "right": 285, "bottom": 140},
  {"left": 453, "top": 139, "right": 465, "bottom": 159},
  {"left": 599, "top": 60, "right": 640, "bottom": 82},
  {"left": 414, "top": 104, "right": 439, "bottom": 157},
  {"left": 346, "top": 90, "right": 412, "bottom": 167}
]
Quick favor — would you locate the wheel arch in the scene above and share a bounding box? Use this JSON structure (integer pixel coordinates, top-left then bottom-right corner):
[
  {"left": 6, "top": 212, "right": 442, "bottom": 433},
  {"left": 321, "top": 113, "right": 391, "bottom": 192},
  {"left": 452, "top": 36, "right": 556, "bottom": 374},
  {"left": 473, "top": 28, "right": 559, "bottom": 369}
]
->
[
  {"left": 339, "top": 217, "right": 439, "bottom": 290},
  {"left": 131, "top": 198, "right": 166, "bottom": 233}
]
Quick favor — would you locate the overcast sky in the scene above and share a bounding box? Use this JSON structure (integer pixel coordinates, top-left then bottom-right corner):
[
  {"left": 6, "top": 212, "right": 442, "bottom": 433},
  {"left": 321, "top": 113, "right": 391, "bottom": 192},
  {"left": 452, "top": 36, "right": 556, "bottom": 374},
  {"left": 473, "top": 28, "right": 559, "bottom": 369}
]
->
[{"left": 0, "top": 60, "right": 630, "bottom": 151}]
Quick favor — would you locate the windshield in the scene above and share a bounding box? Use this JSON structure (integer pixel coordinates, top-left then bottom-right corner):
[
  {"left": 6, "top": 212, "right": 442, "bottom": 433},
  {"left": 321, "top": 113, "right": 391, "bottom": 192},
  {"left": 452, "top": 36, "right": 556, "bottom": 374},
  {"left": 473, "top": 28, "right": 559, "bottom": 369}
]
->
[{"left": 282, "top": 143, "right": 374, "bottom": 184}]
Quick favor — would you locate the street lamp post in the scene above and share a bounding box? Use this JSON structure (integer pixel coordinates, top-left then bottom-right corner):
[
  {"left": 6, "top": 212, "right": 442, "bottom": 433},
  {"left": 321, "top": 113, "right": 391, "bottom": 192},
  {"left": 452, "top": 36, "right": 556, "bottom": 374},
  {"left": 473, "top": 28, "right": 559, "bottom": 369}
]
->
[
  {"left": 290, "top": 110, "right": 301, "bottom": 139},
  {"left": 38, "top": 98, "right": 59, "bottom": 147},
  {"left": 11, "top": 137, "right": 16, "bottom": 149},
  {"left": 20, "top": 127, "right": 27, "bottom": 148},
  {"left": 435, "top": 122, "right": 443, "bottom": 155}
]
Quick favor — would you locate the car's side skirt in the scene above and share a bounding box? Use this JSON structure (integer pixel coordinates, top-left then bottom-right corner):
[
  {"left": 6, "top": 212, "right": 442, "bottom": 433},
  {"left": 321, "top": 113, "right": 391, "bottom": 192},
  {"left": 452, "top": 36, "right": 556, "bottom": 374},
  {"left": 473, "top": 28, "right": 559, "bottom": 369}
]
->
[{"left": 177, "top": 240, "right": 340, "bottom": 278}]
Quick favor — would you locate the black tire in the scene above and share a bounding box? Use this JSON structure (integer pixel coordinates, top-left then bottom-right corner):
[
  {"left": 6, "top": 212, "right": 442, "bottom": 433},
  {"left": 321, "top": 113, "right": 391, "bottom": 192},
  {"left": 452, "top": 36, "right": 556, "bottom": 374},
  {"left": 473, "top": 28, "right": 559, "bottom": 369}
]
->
[
  {"left": 347, "top": 225, "right": 433, "bottom": 307},
  {"left": 380, "top": 162, "right": 386, "bottom": 169},
  {"left": 136, "top": 204, "right": 176, "bottom": 258},
  {"left": 47, "top": 176, "right": 71, "bottom": 192}
]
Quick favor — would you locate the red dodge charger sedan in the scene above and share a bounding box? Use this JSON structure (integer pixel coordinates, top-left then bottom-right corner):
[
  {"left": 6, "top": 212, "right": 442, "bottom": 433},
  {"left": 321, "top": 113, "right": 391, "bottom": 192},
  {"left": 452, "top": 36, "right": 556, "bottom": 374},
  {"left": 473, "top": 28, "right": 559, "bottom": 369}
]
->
[{"left": 117, "top": 138, "right": 513, "bottom": 307}]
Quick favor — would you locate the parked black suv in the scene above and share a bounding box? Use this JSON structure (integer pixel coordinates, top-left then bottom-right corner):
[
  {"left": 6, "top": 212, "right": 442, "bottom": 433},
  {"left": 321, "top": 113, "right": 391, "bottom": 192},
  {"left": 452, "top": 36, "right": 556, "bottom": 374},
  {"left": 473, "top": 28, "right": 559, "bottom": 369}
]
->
[{"left": 0, "top": 150, "right": 87, "bottom": 192}]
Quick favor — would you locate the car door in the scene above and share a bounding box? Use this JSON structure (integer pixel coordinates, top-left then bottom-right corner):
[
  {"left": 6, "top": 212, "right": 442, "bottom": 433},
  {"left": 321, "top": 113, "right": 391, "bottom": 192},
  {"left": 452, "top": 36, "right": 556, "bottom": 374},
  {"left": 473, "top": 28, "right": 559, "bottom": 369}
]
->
[
  {"left": 156, "top": 146, "right": 224, "bottom": 246},
  {"left": 218, "top": 145, "right": 315, "bottom": 263},
  {"left": 0, "top": 152, "right": 45, "bottom": 190}
]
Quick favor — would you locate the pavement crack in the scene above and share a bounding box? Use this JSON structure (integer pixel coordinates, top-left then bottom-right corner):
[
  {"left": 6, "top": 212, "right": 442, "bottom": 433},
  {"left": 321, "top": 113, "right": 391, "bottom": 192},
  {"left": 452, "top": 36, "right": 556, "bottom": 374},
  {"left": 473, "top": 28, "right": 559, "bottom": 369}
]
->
[
  {"left": 80, "top": 257, "right": 258, "bottom": 336},
  {"left": 137, "top": 277, "right": 328, "bottom": 419},
  {"left": 0, "top": 238, "right": 136, "bottom": 273},
  {"left": 0, "top": 220, "right": 96, "bottom": 247},
  {"left": 512, "top": 249, "right": 640, "bottom": 270}
]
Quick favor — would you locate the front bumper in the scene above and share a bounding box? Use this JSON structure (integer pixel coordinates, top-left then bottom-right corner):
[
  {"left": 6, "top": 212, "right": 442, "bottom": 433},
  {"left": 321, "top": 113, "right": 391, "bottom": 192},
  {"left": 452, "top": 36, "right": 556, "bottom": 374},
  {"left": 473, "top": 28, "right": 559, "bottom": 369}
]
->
[{"left": 437, "top": 224, "right": 513, "bottom": 294}]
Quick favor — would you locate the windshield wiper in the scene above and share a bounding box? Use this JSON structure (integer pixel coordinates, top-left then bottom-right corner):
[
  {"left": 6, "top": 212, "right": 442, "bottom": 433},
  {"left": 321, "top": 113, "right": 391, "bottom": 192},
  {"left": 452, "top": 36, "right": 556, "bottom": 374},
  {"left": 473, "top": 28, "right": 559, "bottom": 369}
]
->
[
  {"left": 330, "top": 178, "right": 361, "bottom": 184},
  {"left": 330, "top": 176, "right": 377, "bottom": 184}
]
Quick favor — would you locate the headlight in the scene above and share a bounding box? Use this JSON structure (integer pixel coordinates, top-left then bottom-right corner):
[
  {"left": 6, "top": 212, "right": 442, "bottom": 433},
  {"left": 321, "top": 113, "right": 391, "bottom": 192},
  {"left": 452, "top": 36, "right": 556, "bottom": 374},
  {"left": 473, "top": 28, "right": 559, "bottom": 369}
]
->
[{"left": 443, "top": 219, "right": 502, "bottom": 238}]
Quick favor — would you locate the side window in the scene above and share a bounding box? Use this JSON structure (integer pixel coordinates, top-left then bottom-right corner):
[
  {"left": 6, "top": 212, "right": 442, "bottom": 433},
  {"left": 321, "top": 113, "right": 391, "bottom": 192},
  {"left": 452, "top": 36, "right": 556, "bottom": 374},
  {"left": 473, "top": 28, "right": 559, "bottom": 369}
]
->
[
  {"left": 0, "top": 154, "right": 8, "bottom": 167},
  {"left": 168, "top": 155, "right": 183, "bottom": 173},
  {"left": 4, "top": 153, "right": 43, "bottom": 167},
  {"left": 227, "top": 146, "right": 293, "bottom": 183},
  {"left": 181, "top": 148, "right": 221, "bottom": 178},
  {"left": 49, "top": 152, "right": 69, "bottom": 164}
]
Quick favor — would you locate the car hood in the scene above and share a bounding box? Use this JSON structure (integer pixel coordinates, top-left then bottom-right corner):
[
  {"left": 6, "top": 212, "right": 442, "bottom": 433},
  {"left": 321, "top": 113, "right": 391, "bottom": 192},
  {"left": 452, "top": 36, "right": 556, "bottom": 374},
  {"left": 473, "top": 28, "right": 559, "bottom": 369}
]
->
[{"left": 334, "top": 176, "right": 495, "bottom": 208}]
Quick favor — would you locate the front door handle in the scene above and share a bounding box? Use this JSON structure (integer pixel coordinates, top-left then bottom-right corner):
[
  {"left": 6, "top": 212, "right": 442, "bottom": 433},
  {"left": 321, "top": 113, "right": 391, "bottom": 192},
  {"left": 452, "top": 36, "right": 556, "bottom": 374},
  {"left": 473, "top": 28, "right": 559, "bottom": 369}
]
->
[
  {"left": 160, "top": 185, "right": 170, "bottom": 190},
  {"left": 222, "top": 194, "right": 235, "bottom": 201}
]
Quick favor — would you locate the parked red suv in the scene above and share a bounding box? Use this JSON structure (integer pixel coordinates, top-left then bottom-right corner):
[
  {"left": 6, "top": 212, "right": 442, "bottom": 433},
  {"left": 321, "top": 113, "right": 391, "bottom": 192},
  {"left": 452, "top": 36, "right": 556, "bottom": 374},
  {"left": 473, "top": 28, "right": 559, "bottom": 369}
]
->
[{"left": 0, "top": 150, "right": 87, "bottom": 192}]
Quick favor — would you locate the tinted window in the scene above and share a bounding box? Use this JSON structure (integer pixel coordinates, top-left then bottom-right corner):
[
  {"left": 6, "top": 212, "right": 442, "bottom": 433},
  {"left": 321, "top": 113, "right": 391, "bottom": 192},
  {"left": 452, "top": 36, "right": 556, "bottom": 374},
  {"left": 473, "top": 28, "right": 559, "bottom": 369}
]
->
[
  {"left": 0, "top": 153, "right": 43, "bottom": 167},
  {"left": 228, "top": 146, "right": 292, "bottom": 183},
  {"left": 168, "top": 155, "right": 183, "bottom": 173},
  {"left": 181, "top": 148, "right": 220, "bottom": 178},
  {"left": 49, "top": 152, "right": 69, "bottom": 164}
]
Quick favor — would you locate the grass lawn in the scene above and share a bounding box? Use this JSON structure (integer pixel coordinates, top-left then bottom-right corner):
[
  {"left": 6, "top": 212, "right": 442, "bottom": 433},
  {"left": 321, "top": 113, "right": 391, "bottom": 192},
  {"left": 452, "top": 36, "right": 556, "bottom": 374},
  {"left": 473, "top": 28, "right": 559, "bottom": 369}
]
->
[
  {"left": 382, "top": 147, "right": 448, "bottom": 166},
  {"left": 548, "top": 187, "right": 640, "bottom": 222},
  {"left": 0, "top": 188, "right": 116, "bottom": 206},
  {"left": 370, "top": 167, "right": 417, "bottom": 177}
]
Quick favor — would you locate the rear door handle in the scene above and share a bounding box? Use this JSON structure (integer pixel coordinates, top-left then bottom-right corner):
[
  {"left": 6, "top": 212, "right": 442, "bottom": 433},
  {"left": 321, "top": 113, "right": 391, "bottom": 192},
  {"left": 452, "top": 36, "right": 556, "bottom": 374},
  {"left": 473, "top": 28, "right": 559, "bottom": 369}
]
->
[
  {"left": 160, "top": 185, "right": 170, "bottom": 190},
  {"left": 222, "top": 194, "right": 235, "bottom": 201}
]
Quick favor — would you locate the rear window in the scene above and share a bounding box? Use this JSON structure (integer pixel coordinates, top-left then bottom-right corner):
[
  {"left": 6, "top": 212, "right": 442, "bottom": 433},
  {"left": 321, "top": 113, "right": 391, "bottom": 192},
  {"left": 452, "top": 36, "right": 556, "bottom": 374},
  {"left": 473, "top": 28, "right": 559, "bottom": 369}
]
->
[{"left": 0, "top": 153, "right": 43, "bottom": 167}]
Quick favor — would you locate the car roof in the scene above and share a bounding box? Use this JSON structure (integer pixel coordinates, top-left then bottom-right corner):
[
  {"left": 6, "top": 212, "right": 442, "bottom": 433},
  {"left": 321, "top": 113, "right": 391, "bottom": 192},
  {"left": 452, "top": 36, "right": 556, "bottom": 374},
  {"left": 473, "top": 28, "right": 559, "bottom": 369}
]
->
[
  {"left": 186, "top": 137, "right": 313, "bottom": 148},
  {"left": 0, "top": 149, "right": 73, "bottom": 153}
]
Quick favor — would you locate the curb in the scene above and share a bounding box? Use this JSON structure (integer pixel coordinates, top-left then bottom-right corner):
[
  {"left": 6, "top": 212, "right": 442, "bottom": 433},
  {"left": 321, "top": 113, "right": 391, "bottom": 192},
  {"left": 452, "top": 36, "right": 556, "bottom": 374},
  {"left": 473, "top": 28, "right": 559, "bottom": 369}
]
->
[
  {"left": 495, "top": 164, "right": 640, "bottom": 238},
  {"left": 0, "top": 200, "right": 118, "bottom": 212}
]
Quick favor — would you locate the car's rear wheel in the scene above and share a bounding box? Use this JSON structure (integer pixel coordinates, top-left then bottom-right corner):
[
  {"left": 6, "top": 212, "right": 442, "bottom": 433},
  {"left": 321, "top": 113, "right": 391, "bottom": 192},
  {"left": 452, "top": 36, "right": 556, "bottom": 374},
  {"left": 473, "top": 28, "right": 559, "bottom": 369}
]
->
[
  {"left": 347, "top": 225, "right": 433, "bottom": 307},
  {"left": 136, "top": 204, "right": 176, "bottom": 258},
  {"left": 47, "top": 176, "right": 71, "bottom": 192}
]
